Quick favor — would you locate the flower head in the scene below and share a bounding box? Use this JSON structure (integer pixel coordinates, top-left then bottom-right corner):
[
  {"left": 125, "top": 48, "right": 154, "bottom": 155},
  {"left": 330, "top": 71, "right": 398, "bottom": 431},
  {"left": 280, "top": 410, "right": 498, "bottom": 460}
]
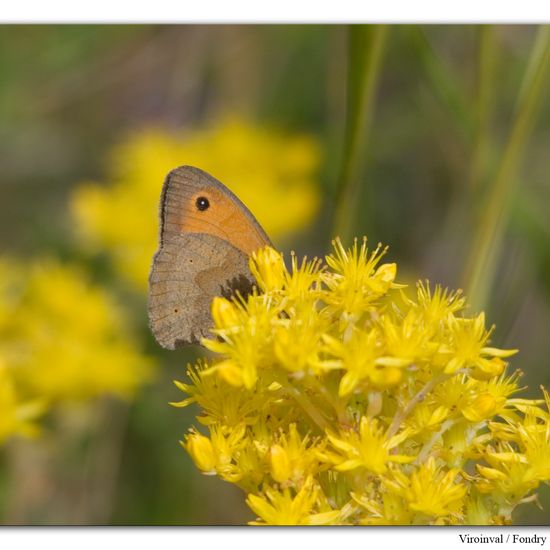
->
[
  {"left": 174, "top": 238, "right": 550, "bottom": 525},
  {"left": 0, "top": 257, "right": 152, "bottom": 406}
]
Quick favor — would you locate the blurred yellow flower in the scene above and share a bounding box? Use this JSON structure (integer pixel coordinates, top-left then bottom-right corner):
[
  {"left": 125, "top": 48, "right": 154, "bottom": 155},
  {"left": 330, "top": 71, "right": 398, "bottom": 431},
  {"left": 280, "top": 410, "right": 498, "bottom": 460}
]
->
[
  {"left": 71, "top": 118, "right": 321, "bottom": 291},
  {"left": 175, "top": 238, "right": 550, "bottom": 525},
  {"left": 0, "top": 257, "right": 152, "bottom": 407},
  {"left": 0, "top": 361, "right": 45, "bottom": 444}
]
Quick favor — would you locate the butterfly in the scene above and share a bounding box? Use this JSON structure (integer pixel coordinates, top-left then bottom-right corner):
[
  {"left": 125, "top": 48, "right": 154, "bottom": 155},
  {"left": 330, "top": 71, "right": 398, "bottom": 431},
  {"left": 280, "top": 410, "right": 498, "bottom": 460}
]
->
[{"left": 148, "top": 166, "right": 271, "bottom": 349}]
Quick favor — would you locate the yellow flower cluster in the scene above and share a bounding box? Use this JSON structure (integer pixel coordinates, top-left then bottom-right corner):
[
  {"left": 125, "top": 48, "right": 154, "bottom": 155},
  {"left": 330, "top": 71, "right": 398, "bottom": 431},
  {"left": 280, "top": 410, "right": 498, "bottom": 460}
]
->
[
  {"left": 0, "top": 257, "right": 152, "bottom": 443},
  {"left": 174, "top": 238, "right": 550, "bottom": 525},
  {"left": 71, "top": 118, "right": 321, "bottom": 291}
]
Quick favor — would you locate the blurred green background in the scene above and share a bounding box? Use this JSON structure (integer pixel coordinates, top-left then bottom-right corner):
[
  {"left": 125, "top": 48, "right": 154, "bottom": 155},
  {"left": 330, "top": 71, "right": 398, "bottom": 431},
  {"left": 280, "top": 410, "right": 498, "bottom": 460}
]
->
[{"left": 0, "top": 24, "right": 549, "bottom": 525}]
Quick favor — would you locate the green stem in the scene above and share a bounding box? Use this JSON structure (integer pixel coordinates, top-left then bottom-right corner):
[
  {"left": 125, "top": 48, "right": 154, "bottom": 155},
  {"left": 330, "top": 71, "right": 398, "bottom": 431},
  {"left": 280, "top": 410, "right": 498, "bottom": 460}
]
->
[
  {"left": 275, "top": 375, "right": 330, "bottom": 433},
  {"left": 469, "top": 25, "right": 496, "bottom": 191},
  {"left": 462, "top": 26, "right": 550, "bottom": 312},
  {"left": 386, "top": 374, "right": 449, "bottom": 439},
  {"left": 332, "top": 25, "right": 387, "bottom": 245},
  {"left": 414, "top": 419, "right": 455, "bottom": 466}
]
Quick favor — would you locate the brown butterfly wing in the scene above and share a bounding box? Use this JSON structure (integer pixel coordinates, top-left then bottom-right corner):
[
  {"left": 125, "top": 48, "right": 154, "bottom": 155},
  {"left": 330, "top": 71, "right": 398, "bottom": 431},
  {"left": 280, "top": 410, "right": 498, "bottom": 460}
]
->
[
  {"left": 149, "top": 165, "right": 272, "bottom": 349},
  {"left": 159, "top": 165, "right": 272, "bottom": 253},
  {"left": 148, "top": 232, "right": 253, "bottom": 349}
]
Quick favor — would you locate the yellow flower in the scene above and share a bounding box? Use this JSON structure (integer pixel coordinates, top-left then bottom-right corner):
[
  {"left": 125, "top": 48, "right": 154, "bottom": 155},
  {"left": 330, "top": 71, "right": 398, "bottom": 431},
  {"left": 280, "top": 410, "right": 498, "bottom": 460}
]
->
[
  {"left": 172, "top": 361, "right": 269, "bottom": 427},
  {"left": 173, "top": 237, "right": 549, "bottom": 525},
  {"left": 321, "top": 329, "right": 409, "bottom": 396},
  {"left": 1, "top": 257, "right": 152, "bottom": 403},
  {"left": 71, "top": 118, "right": 322, "bottom": 291},
  {"left": 515, "top": 406, "right": 550, "bottom": 483},
  {"left": 465, "top": 494, "right": 497, "bottom": 525},
  {"left": 442, "top": 313, "right": 517, "bottom": 378},
  {"left": 211, "top": 296, "right": 240, "bottom": 329},
  {"left": 247, "top": 478, "right": 340, "bottom": 525},
  {"left": 476, "top": 448, "right": 539, "bottom": 506},
  {"left": 326, "top": 417, "right": 413, "bottom": 474},
  {"left": 460, "top": 371, "right": 522, "bottom": 422},
  {"left": 408, "top": 281, "right": 465, "bottom": 325},
  {"left": 354, "top": 491, "right": 414, "bottom": 525},
  {"left": 385, "top": 458, "right": 466, "bottom": 519},
  {"left": 323, "top": 237, "right": 398, "bottom": 320},
  {"left": 187, "top": 424, "right": 249, "bottom": 483},
  {"left": 268, "top": 424, "right": 322, "bottom": 484},
  {"left": 273, "top": 311, "right": 328, "bottom": 376},
  {"left": 250, "top": 247, "right": 288, "bottom": 293},
  {"left": 406, "top": 402, "right": 451, "bottom": 437},
  {"left": 202, "top": 294, "right": 279, "bottom": 389},
  {"left": 381, "top": 309, "right": 435, "bottom": 365},
  {"left": 184, "top": 431, "right": 217, "bottom": 474},
  {"left": 432, "top": 375, "right": 473, "bottom": 415},
  {"left": 283, "top": 252, "right": 324, "bottom": 306},
  {"left": 0, "top": 361, "right": 46, "bottom": 444}
]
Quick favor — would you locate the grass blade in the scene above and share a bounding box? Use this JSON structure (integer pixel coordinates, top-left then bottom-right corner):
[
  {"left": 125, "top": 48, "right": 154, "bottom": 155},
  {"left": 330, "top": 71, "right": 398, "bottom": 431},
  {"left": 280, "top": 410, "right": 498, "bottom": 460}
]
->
[
  {"left": 462, "top": 25, "right": 550, "bottom": 311},
  {"left": 332, "top": 25, "right": 387, "bottom": 245}
]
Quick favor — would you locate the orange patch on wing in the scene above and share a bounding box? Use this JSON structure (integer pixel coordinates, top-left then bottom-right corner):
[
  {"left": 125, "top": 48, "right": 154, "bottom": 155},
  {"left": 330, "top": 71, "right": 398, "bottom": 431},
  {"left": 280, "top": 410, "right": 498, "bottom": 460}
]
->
[{"left": 179, "top": 187, "right": 268, "bottom": 255}]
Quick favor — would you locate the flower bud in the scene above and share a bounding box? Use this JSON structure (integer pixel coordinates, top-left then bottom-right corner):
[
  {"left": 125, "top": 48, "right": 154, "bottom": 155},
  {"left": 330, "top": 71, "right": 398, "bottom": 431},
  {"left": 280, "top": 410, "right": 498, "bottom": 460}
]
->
[
  {"left": 250, "top": 247, "right": 286, "bottom": 292},
  {"left": 211, "top": 297, "right": 239, "bottom": 329},
  {"left": 270, "top": 444, "right": 291, "bottom": 483},
  {"left": 185, "top": 432, "right": 217, "bottom": 473}
]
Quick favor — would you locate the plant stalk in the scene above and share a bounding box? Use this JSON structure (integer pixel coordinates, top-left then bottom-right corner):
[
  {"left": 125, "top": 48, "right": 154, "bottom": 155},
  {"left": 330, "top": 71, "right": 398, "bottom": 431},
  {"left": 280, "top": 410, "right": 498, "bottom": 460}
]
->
[
  {"left": 469, "top": 25, "right": 496, "bottom": 191},
  {"left": 332, "top": 25, "right": 387, "bottom": 245},
  {"left": 462, "top": 26, "right": 550, "bottom": 312}
]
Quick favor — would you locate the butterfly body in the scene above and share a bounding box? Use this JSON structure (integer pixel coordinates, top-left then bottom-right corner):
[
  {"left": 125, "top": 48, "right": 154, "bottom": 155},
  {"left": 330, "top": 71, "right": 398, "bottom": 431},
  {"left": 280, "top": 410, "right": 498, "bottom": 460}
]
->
[{"left": 148, "top": 166, "right": 271, "bottom": 349}]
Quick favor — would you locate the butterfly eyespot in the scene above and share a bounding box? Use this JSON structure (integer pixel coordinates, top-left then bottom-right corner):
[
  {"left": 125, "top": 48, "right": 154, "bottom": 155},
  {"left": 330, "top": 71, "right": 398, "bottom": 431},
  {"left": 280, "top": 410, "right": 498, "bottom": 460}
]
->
[{"left": 196, "top": 196, "right": 210, "bottom": 211}]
